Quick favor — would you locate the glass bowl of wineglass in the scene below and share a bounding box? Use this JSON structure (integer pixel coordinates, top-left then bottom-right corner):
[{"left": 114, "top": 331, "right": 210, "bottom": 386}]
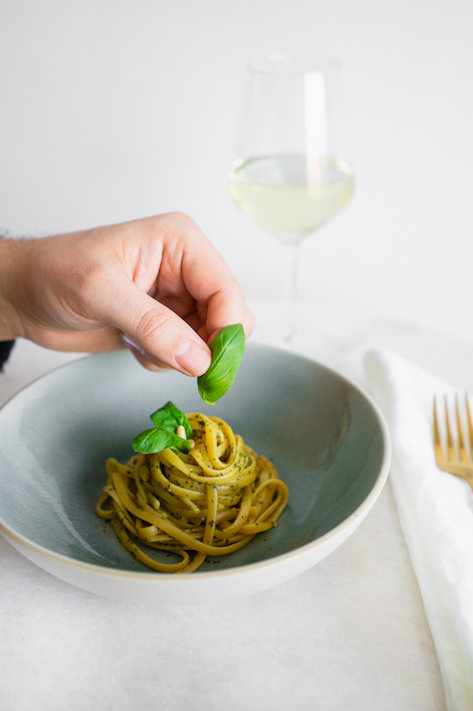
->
[{"left": 230, "top": 55, "right": 354, "bottom": 345}]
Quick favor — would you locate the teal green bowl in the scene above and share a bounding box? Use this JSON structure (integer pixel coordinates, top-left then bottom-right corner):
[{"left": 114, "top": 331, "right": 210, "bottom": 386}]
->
[{"left": 0, "top": 344, "right": 390, "bottom": 605}]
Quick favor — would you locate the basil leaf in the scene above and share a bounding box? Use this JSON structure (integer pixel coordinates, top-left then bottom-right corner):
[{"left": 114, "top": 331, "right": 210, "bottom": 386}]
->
[
  {"left": 197, "top": 323, "right": 245, "bottom": 405},
  {"left": 132, "top": 427, "right": 193, "bottom": 455},
  {"left": 150, "top": 401, "right": 193, "bottom": 439}
]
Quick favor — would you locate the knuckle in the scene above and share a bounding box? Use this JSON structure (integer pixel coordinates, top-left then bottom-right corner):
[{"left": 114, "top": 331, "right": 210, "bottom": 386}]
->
[
  {"left": 77, "top": 262, "right": 106, "bottom": 292},
  {"left": 218, "top": 278, "right": 244, "bottom": 302},
  {"left": 67, "top": 260, "right": 108, "bottom": 312},
  {"left": 135, "top": 307, "right": 174, "bottom": 343},
  {"left": 167, "top": 211, "right": 195, "bottom": 227}
]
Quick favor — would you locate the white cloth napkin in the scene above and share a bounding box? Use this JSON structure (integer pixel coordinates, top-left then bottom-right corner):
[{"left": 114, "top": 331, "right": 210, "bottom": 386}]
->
[{"left": 366, "top": 348, "right": 473, "bottom": 711}]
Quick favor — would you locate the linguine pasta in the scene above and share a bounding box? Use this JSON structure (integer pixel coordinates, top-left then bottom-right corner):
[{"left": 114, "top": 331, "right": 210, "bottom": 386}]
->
[{"left": 96, "top": 412, "right": 289, "bottom": 574}]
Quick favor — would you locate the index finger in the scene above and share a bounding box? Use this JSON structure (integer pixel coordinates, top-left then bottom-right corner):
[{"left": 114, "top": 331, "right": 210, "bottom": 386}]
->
[
  {"left": 163, "top": 215, "right": 254, "bottom": 344},
  {"left": 203, "top": 283, "right": 254, "bottom": 345}
]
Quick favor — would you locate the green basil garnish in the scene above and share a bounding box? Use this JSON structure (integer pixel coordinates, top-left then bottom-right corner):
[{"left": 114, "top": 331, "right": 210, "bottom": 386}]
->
[
  {"left": 197, "top": 323, "right": 245, "bottom": 405},
  {"left": 132, "top": 427, "right": 193, "bottom": 454},
  {"left": 150, "top": 400, "right": 193, "bottom": 439},
  {"left": 132, "top": 401, "right": 193, "bottom": 454}
]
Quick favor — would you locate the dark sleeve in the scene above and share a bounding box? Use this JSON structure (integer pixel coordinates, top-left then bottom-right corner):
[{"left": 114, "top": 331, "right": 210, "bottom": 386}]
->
[
  {"left": 0, "top": 340, "right": 15, "bottom": 373},
  {"left": 0, "top": 234, "right": 16, "bottom": 372}
]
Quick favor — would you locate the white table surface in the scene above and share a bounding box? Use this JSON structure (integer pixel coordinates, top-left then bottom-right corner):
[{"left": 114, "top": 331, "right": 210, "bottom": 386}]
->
[{"left": 1, "top": 298, "right": 462, "bottom": 711}]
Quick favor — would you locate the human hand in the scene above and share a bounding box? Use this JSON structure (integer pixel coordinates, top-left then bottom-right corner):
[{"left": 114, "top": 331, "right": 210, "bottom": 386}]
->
[{"left": 0, "top": 213, "right": 253, "bottom": 376}]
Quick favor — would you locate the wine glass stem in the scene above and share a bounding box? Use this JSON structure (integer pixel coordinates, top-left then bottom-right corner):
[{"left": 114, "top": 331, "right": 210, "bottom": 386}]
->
[{"left": 282, "top": 242, "right": 300, "bottom": 344}]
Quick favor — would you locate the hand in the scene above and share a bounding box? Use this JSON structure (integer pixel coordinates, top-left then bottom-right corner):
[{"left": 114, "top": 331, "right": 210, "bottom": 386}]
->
[{"left": 1, "top": 213, "right": 254, "bottom": 376}]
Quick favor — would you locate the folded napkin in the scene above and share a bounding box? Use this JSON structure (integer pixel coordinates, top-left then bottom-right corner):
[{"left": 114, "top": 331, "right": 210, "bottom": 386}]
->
[{"left": 366, "top": 348, "right": 473, "bottom": 711}]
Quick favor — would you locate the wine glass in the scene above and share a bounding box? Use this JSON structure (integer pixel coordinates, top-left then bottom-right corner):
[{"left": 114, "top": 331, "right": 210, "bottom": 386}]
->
[{"left": 230, "top": 55, "right": 354, "bottom": 345}]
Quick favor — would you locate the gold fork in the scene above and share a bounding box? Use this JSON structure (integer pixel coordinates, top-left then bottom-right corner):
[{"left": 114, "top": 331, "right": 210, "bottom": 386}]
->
[{"left": 433, "top": 395, "right": 473, "bottom": 490}]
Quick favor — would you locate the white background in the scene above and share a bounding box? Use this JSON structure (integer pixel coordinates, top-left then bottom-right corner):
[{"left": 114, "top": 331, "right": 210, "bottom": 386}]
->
[{"left": 1, "top": 0, "right": 472, "bottom": 340}]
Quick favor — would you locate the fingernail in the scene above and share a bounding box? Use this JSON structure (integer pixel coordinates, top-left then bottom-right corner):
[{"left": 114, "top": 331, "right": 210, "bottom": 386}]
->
[
  {"left": 122, "top": 333, "right": 147, "bottom": 357},
  {"left": 175, "top": 340, "right": 211, "bottom": 376}
]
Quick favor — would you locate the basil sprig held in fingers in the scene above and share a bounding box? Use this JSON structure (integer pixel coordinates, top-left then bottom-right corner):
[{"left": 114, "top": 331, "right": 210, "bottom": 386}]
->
[
  {"left": 198, "top": 323, "right": 245, "bottom": 405},
  {"left": 132, "top": 401, "right": 193, "bottom": 454}
]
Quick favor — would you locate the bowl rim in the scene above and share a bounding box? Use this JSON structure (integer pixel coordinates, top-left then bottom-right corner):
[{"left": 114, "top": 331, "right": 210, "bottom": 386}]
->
[{"left": 0, "top": 344, "right": 391, "bottom": 581}]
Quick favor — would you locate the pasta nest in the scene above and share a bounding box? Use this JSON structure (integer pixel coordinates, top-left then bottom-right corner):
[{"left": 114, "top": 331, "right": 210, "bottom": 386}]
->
[{"left": 97, "top": 412, "right": 289, "bottom": 574}]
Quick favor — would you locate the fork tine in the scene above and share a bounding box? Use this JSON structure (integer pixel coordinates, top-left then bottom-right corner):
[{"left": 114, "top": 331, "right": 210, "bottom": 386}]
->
[
  {"left": 433, "top": 397, "right": 446, "bottom": 465},
  {"left": 433, "top": 393, "right": 473, "bottom": 485},
  {"left": 444, "top": 396, "right": 459, "bottom": 462},
  {"left": 465, "top": 395, "right": 473, "bottom": 456},
  {"left": 456, "top": 395, "right": 469, "bottom": 462}
]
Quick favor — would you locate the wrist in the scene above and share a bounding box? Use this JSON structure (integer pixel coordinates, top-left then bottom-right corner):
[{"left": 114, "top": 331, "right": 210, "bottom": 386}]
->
[{"left": 0, "top": 239, "right": 25, "bottom": 339}]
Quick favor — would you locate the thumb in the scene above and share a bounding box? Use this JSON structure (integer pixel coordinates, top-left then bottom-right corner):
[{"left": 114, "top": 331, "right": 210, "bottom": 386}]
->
[{"left": 100, "top": 276, "right": 211, "bottom": 376}]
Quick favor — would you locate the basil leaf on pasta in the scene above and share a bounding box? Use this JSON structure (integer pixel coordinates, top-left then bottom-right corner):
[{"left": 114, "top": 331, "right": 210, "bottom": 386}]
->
[
  {"left": 132, "top": 427, "right": 193, "bottom": 455},
  {"left": 198, "top": 324, "right": 245, "bottom": 405},
  {"left": 150, "top": 401, "right": 193, "bottom": 439}
]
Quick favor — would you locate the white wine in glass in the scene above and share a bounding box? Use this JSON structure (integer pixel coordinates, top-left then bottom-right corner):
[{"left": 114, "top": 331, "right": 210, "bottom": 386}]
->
[{"left": 230, "top": 55, "right": 354, "bottom": 343}]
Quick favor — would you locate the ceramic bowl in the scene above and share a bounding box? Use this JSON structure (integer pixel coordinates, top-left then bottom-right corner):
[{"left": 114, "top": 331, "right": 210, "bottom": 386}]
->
[{"left": 0, "top": 344, "right": 390, "bottom": 605}]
